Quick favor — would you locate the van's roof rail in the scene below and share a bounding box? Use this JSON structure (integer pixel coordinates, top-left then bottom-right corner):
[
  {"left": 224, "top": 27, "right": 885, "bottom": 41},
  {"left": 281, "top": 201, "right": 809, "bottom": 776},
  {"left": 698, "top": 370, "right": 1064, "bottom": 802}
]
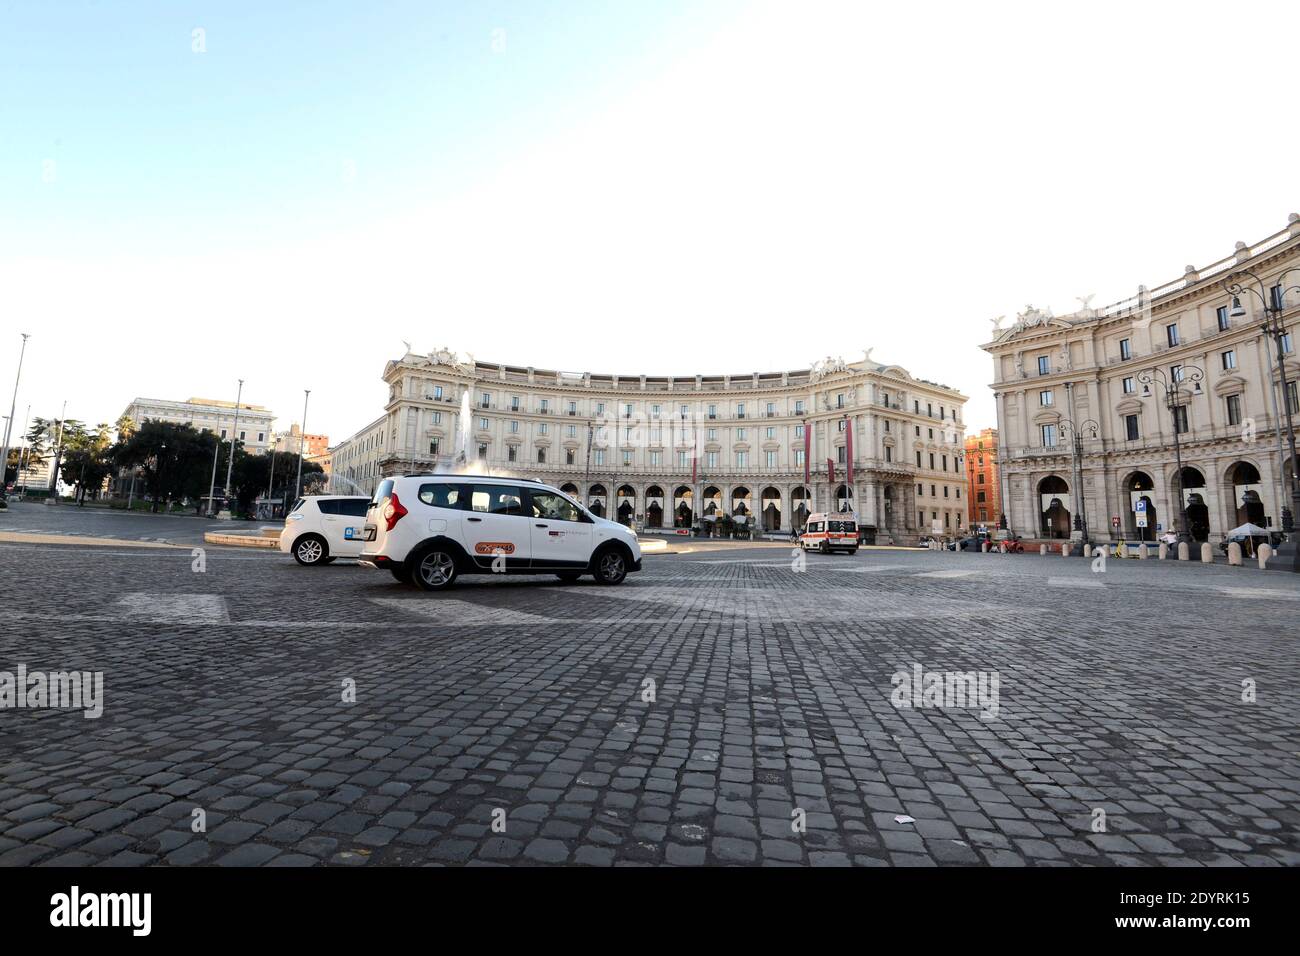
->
[{"left": 400, "top": 472, "right": 548, "bottom": 485}]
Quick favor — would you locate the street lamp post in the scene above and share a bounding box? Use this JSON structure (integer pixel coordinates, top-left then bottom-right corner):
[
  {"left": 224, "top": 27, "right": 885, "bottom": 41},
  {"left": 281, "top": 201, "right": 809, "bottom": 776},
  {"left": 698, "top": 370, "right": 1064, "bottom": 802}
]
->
[
  {"left": 1, "top": 333, "right": 30, "bottom": 497},
  {"left": 206, "top": 429, "right": 221, "bottom": 517},
  {"left": 49, "top": 400, "right": 67, "bottom": 498},
  {"left": 294, "top": 389, "right": 311, "bottom": 506},
  {"left": 266, "top": 442, "right": 278, "bottom": 516},
  {"left": 1137, "top": 365, "right": 1204, "bottom": 549},
  {"left": 1224, "top": 269, "right": 1300, "bottom": 574},
  {"left": 1058, "top": 382, "right": 1099, "bottom": 556},
  {"left": 222, "top": 380, "right": 244, "bottom": 515}
]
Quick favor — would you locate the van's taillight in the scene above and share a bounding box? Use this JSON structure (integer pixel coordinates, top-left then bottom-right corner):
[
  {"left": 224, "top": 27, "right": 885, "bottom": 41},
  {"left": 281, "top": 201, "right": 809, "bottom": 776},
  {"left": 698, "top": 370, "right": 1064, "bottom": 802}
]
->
[{"left": 383, "top": 494, "right": 408, "bottom": 531}]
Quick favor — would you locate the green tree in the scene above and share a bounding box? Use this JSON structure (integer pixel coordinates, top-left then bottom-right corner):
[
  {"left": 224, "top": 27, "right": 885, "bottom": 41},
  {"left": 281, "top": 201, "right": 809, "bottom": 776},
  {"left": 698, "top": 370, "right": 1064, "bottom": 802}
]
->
[
  {"left": 113, "top": 421, "right": 219, "bottom": 513},
  {"left": 62, "top": 422, "right": 115, "bottom": 505},
  {"left": 114, "top": 413, "right": 137, "bottom": 443},
  {"left": 25, "top": 417, "right": 84, "bottom": 492},
  {"left": 230, "top": 450, "right": 322, "bottom": 517}
]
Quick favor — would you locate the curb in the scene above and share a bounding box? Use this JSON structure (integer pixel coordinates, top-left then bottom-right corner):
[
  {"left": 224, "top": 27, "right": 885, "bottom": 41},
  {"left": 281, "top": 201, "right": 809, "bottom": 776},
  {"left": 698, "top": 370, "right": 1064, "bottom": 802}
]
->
[{"left": 203, "top": 532, "right": 280, "bottom": 549}]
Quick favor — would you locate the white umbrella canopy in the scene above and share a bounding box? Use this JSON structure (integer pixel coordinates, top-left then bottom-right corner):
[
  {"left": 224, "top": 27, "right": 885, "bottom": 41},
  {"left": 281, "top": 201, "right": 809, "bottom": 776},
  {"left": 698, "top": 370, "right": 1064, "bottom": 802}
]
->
[{"left": 1227, "top": 523, "right": 1270, "bottom": 536}]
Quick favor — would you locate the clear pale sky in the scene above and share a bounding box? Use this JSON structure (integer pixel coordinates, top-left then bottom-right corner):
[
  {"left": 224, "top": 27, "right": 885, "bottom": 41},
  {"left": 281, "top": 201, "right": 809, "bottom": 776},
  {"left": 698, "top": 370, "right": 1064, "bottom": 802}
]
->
[{"left": 2, "top": 0, "right": 1298, "bottom": 444}]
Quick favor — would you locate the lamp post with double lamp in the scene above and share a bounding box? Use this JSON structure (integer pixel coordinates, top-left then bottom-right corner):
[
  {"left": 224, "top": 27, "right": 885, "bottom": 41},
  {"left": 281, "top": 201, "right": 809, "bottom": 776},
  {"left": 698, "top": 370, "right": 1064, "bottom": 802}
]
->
[
  {"left": 1224, "top": 268, "right": 1300, "bottom": 572},
  {"left": 1137, "top": 365, "right": 1204, "bottom": 549},
  {"left": 1057, "top": 382, "right": 1099, "bottom": 556}
]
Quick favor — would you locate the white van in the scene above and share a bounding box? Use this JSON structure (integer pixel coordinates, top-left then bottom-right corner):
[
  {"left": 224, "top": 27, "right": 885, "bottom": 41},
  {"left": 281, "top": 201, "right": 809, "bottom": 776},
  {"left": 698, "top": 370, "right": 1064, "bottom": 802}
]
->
[
  {"left": 358, "top": 474, "right": 643, "bottom": 590},
  {"left": 798, "top": 512, "right": 859, "bottom": 554},
  {"left": 279, "top": 495, "right": 371, "bottom": 565}
]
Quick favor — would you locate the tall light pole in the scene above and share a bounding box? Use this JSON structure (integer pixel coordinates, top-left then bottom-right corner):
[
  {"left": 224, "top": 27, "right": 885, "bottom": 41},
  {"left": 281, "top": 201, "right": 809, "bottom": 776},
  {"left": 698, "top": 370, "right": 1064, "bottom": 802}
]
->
[
  {"left": 49, "top": 400, "right": 68, "bottom": 497},
  {"left": 221, "top": 380, "right": 244, "bottom": 515},
  {"left": 1058, "top": 382, "right": 1099, "bottom": 556},
  {"left": 1137, "top": 365, "right": 1204, "bottom": 549},
  {"left": 266, "top": 439, "right": 278, "bottom": 516},
  {"left": 206, "top": 425, "right": 222, "bottom": 517},
  {"left": 1, "top": 333, "right": 30, "bottom": 497},
  {"left": 1224, "top": 269, "right": 1300, "bottom": 568},
  {"left": 293, "top": 389, "right": 311, "bottom": 505}
]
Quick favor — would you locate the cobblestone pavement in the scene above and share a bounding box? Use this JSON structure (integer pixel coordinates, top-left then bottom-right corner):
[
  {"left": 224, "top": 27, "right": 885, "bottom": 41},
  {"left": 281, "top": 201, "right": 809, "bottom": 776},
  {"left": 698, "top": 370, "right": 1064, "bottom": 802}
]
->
[{"left": 1, "top": 533, "right": 1297, "bottom": 867}]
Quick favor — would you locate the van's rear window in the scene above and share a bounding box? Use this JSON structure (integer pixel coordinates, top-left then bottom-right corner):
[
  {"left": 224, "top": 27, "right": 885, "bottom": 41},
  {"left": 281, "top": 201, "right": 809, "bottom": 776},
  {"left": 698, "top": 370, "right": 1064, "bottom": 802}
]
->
[{"left": 370, "top": 479, "right": 394, "bottom": 509}]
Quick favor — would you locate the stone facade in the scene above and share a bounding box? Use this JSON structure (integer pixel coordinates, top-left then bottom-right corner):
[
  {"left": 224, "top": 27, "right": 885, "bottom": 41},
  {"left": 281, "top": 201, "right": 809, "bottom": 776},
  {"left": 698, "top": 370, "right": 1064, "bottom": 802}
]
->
[
  {"left": 326, "top": 415, "right": 386, "bottom": 496},
  {"left": 964, "top": 427, "right": 999, "bottom": 528},
  {"left": 336, "top": 350, "right": 969, "bottom": 542},
  {"left": 982, "top": 214, "right": 1300, "bottom": 543}
]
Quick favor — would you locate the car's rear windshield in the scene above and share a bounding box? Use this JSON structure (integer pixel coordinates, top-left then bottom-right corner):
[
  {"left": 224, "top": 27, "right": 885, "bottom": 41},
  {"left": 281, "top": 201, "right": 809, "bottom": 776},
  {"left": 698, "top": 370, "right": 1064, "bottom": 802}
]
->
[
  {"left": 288, "top": 498, "right": 307, "bottom": 514},
  {"left": 828, "top": 520, "right": 856, "bottom": 532},
  {"left": 369, "top": 479, "right": 394, "bottom": 510}
]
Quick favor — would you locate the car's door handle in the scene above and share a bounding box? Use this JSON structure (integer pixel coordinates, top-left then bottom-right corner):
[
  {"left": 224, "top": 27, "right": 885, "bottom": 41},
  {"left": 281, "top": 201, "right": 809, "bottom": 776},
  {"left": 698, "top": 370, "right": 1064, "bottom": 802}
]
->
[
  {"left": 467, "top": 517, "right": 482, "bottom": 522},
  {"left": 535, "top": 523, "right": 548, "bottom": 528}
]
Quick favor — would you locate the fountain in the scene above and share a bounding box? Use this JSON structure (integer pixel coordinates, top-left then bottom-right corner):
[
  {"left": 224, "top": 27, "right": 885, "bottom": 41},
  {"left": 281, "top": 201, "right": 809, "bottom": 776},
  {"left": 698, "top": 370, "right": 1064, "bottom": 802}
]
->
[
  {"left": 327, "top": 473, "right": 371, "bottom": 497},
  {"left": 451, "top": 389, "right": 472, "bottom": 470}
]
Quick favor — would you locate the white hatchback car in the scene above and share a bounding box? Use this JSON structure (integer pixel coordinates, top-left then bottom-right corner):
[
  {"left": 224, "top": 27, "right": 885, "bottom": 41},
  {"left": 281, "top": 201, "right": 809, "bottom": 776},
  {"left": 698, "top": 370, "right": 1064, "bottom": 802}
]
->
[
  {"left": 358, "top": 474, "right": 642, "bottom": 590},
  {"left": 280, "top": 495, "right": 372, "bottom": 565}
]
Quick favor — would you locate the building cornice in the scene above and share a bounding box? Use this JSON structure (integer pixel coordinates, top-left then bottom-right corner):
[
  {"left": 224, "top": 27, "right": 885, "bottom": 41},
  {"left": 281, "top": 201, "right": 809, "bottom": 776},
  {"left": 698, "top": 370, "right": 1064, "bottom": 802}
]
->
[{"left": 981, "top": 213, "right": 1300, "bottom": 352}]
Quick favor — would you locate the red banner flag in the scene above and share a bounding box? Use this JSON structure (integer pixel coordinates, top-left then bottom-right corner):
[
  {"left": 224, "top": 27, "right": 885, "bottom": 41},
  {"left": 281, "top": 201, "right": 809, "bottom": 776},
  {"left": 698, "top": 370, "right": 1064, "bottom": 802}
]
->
[
  {"left": 803, "top": 420, "right": 810, "bottom": 485},
  {"left": 846, "top": 416, "right": 854, "bottom": 487},
  {"left": 827, "top": 458, "right": 835, "bottom": 485}
]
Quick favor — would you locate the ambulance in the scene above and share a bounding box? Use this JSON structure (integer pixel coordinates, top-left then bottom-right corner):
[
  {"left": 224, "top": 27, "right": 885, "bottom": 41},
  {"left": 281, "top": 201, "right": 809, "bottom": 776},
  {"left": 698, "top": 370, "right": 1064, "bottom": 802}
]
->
[{"left": 798, "top": 512, "right": 860, "bottom": 554}]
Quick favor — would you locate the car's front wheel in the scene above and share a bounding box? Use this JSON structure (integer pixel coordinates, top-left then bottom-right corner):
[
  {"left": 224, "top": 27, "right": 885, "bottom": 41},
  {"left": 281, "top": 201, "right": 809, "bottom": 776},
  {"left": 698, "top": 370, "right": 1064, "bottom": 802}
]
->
[
  {"left": 592, "top": 548, "right": 628, "bottom": 585},
  {"left": 412, "top": 548, "right": 458, "bottom": 591},
  {"left": 293, "top": 534, "right": 328, "bottom": 566}
]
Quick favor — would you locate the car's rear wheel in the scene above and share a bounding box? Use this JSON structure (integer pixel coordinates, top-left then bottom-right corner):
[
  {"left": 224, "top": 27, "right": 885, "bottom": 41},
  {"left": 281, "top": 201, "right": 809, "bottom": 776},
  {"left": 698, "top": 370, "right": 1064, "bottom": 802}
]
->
[
  {"left": 390, "top": 566, "right": 413, "bottom": 585},
  {"left": 556, "top": 572, "right": 583, "bottom": 584},
  {"left": 293, "top": 534, "right": 328, "bottom": 566},
  {"left": 412, "top": 548, "right": 458, "bottom": 591},
  {"left": 592, "top": 549, "right": 628, "bottom": 585}
]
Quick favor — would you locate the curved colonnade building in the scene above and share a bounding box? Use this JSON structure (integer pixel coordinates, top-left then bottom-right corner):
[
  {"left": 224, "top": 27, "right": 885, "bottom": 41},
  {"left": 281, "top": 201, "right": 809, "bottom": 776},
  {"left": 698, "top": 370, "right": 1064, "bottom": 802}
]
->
[{"left": 331, "top": 350, "right": 968, "bottom": 544}]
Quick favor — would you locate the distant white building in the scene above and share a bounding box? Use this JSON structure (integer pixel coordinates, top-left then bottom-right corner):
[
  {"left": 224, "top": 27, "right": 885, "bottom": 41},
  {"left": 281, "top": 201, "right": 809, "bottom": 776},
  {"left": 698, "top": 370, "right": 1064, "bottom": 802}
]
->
[{"left": 121, "top": 397, "right": 276, "bottom": 454}]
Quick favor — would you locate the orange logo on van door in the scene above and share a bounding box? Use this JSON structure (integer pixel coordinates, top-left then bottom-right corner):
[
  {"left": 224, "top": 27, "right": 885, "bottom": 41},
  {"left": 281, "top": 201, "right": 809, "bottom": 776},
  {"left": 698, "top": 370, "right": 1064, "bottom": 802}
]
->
[{"left": 474, "top": 542, "right": 515, "bottom": 555}]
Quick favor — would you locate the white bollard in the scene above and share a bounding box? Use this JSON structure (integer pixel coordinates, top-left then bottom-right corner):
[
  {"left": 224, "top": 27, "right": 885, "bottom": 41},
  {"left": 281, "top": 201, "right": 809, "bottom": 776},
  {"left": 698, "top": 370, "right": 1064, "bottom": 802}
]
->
[
  {"left": 1258, "top": 543, "right": 1272, "bottom": 569},
  {"left": 1227, "top": 541, "right": 1242, "bottom": 566},
  {"left": 1039, "top": 543, "right": 1047, "bottom": 556},
  {"left": 982, "top": 541, "right": 990, "bottom": 553},
  {"left": 1158, "top": 542, "right": 1168, "bottom": 560},
  {"left": 1138, "top": 542, "right": 1148, "bottom": 559},
  {"left": 1200, "top": 542, "right": 1213, "bottom": 564},
  {"left": 1177, "top": 542, "right": 1189, "bottom": 561},
  {"left": 1061, "top": 542, "right": 1070, "bottom": 557}
]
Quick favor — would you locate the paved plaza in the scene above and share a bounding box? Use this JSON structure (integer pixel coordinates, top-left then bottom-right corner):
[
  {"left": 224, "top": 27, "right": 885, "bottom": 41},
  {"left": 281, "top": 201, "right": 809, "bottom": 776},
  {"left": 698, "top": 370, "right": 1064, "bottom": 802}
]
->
[{"left": 0, "top": 505, "right": 1297, "bottom": 867}]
